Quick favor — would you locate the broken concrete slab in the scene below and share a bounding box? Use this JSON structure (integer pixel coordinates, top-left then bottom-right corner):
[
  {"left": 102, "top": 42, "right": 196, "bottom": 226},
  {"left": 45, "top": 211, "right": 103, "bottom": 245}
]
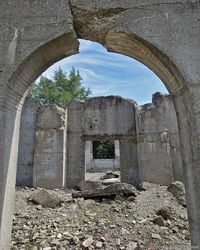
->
[
  {"left": 77, "top": 180, "right": 103, "bottom": 191},
  {"left": 72, "top": 183, "right": 137, "bottom": 199},
  {"left": 101, "top": 171, "right": 120, "bottom": 180},
  {"left": 101, "top": 178, "right": 120, "bottom": 185}
]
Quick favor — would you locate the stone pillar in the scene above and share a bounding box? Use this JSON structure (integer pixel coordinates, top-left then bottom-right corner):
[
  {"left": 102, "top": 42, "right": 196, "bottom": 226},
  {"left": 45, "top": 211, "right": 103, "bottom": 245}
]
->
[
  {"left": 174, "top": 89, "right": 200, "bottom": 248},
  {"left": 33, "top": 105, "right": 66, "bottom": 189},
  {"left": 66, "top": 102, "right": 85, "bottom": 188},
  {"left": 114, "top": 140, "right": 120, "bottom": 170},
  {"left": 16, "top": 99, "right": 40, "bottom": 186},
  {"left": 120, "top": 139, "right": 140, "bottom": 186},
  {"left": 85, "top": 141, "right": 93, "bottom": 172}
]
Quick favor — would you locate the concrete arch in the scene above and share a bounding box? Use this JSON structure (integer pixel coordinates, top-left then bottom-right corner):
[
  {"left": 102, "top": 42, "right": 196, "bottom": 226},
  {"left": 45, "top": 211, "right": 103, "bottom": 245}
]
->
[{"left": 0, "top": 1, "right": 200, "bottom": 248}]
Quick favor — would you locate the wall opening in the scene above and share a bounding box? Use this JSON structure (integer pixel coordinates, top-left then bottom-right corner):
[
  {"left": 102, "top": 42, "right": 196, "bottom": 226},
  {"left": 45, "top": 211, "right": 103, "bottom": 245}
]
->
[{"left": 93, "top": 141, "right": 115, "bottom": 159}]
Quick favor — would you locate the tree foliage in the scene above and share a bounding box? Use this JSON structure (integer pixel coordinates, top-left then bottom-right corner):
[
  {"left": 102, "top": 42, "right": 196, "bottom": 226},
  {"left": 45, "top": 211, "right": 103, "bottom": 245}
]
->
[
  {"left": 93, "top": 141, "right": 115, "bottom": 159},
  {"left": 27, "top": 67, "right": 92, "bottom": 108}
]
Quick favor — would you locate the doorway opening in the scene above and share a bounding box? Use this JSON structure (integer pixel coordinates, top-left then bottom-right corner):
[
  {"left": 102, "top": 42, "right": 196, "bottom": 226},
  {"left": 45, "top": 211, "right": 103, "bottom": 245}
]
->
[{"left": 85, "top": 140, "right": 121, "bottom": 183}]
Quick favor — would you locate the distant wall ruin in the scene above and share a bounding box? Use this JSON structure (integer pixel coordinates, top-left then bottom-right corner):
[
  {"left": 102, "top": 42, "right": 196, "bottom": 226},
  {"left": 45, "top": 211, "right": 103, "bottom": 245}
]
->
[
  {"left": 17, "top": 93, "right": 183, "bottom": 188},
  {"left": 66, "top": 96, "right": 140, "bottom": 187}
]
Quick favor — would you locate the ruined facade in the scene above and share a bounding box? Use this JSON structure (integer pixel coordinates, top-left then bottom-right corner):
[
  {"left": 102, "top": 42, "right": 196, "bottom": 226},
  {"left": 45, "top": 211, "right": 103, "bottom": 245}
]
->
[
  {"left": 66, "top": 96, "right": 140, "bottom": 187},
  {"left": 17, "top": 93, "right": 183, "bottom": 189},
  {"left": 1, "top": 1, "right": 200, "bottom": 248}
]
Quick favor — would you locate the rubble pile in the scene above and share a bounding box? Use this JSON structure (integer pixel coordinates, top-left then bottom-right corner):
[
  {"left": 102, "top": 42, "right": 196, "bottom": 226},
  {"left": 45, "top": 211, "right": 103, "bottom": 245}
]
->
[{"left": 11, "top": 180, "right": 190, "bottom": 250}]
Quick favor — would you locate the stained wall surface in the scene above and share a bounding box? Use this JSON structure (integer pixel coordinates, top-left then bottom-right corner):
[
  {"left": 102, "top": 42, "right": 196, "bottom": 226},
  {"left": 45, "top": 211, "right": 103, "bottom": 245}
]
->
[
  {"left": 33, "top": 105, "right": 66, "bottom": 189},
  {"left": 138, "top": 93, "right": 183, "bottom": 185},
  {"left": 66, "top": 96, "right": 140, "bottom": 187},
  {"left": 16, "top": 100, "right": 40, "bottom": 186}
]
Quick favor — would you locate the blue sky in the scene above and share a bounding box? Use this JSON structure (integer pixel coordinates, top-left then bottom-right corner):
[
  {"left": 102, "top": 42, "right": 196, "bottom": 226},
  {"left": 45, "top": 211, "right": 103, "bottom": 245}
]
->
[{"left": 42, "top": 39, "right": 168, "bottom": 105}]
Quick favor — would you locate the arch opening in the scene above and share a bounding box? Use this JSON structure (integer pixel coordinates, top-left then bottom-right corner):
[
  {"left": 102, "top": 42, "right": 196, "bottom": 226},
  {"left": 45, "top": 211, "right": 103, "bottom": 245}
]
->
[
  {"left": 10, "top": 36, "right": 191, "bottom": 249},
  {"left": 1, "top": 28, "right": 192, "bottom": 249}
]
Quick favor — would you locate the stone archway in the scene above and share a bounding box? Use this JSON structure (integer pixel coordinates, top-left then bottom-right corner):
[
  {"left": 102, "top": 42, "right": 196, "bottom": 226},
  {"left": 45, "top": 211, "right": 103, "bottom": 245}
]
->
[{"left": 0, "top": 1, "right": 200, "bottom": 248}]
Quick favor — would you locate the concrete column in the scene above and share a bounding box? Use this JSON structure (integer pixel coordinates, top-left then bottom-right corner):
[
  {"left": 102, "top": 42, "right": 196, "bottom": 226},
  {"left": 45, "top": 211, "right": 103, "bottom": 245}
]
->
[
  {"left": 85, "top": 141, "right": 93, "bottom": 172},
  {"left": 16, "top": 99, "right": 40, "bottom": 187},
  {"left": 114, "top": 140, "right": 120, "bottom": 170},
  {"left": 33, "top": 105, "right": 66, "bottom": 189},
  {"left": 174, "top": 88, "right": 200, "bottom": 248},
  {"left": 120, "top": 140, "right": 140, "bottom": 186},
  {"left": 0, "top": 104, "right": 22, "bottom": 250},
  {"left": 66, "top": 102, "right": 85, "bottom": 188}
]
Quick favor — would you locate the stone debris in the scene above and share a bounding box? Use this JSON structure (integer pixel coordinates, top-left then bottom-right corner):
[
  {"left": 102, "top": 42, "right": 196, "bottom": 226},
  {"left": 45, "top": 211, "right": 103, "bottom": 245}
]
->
[
  {"left": 77, "top": 180, "right": 103, "bottom": 191},
  {"left": 126, "top": 242, "right": 138, "bottom": 250},
  {"left": 11, "top": 182, "right": 191, "bottom": 250},
  {"left": 151, "top": 233, "right": 162, "bottom": 240},
  {"left": 82, "top": 237, "right": 94, "bottom": 248},
  {"left": 153, "top": 216, "right": 166, "bottom": 226},
  {"left": 29, "top": 188, "right": 61, "bottom": 208},
  {"left": 156, "top": 206, "right": 172, "bottom": 220},
  {"left": 101, "top": 178, "right": 120, "bottom": 185},
  {"left": 72, "top": 182, "right": 137, "bottom": 199},
  {"left": 101, "top": 171, "right": 120, "bottom": 180},
  {"left": 95, "top": 241, "right": 103, "bottom": 248},
  {"left": 167, "top": 181, "right": 186, "bottom": 207}
]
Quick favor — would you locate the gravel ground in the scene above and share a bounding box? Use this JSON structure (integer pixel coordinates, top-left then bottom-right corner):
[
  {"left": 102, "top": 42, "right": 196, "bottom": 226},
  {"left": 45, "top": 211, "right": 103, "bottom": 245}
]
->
[{"left": 11, "top": 180, "right": 191, "bottom": 250}]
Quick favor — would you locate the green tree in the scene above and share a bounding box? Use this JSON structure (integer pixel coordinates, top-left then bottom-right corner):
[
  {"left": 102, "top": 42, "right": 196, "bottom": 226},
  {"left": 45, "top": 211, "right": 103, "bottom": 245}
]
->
[
  {"left": 93, "top": 141, "right": 115, "bottom": 159},
  {"left": 27, "top": 67, "right": 92, "bottom": 108}
]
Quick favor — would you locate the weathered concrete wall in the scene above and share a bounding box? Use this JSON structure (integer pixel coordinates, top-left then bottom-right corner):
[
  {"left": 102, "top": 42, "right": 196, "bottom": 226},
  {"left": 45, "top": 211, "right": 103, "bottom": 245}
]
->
[
  {"left": 17, "top": 94, "right": 182, "bottom": 187},
  {"left": 67, "top": 96, "right": 141, "bottom": 187},
  {"left": 85, "top": 140, "right": 120, "bottom": 172},
  {"left": 16, "top": 99, "right": 40, "bottom": 186},
  {"left": 33, "top": 105, "right": 66, "bottom": 189},
  {"left": 138, "top": 93, "right": 183, "bottom": 185}
]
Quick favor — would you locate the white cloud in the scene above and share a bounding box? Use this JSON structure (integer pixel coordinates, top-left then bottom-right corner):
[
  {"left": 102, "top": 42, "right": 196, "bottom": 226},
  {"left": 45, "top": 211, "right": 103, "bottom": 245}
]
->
[{"left": 39, "top": 39, "right": 168, "bottom": 104}]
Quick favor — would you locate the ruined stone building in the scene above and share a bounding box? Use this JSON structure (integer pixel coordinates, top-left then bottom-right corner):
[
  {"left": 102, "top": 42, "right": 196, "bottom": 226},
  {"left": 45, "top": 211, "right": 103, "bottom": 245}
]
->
[
  {"left": 1, "top": 2, "right": 200, "bottom": 247},
  {"left": 17, "top": 93, "right": 183, "bottom": 190}
]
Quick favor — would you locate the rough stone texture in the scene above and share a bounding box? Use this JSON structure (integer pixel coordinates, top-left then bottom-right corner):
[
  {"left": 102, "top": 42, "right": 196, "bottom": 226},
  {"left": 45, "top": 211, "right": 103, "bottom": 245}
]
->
[
  {"left": 16, "top": 99, "right": 40, "bottom": 187},
  {"left": 0, "top": 1, "right": 200, "bottom": 248},
  {"left": 37, "top": 105, "right": 65, "bottom": 130},
  {"left": 72, "top": 182, "right": 137, "bottom": 199},
  {"left": 67, "top": 96, "right": 141, "bottom": 188},
  {"left": 138, "top": 93, "right": 183, "bottom": 185},
  {"left": 77, "top": 180, "right": 103, "bottom": 191},
  {"left": 85, "top": 140, "right": 120, "bottom": 172},
  {"left": 33, "top": 105, "right": 66, "bottom": 189},
  {"left": 167, "top": 181, "right": 186, "bottom": 207},
  {"left": 30, "top": 189, "right": 61, "bottom": 208}
]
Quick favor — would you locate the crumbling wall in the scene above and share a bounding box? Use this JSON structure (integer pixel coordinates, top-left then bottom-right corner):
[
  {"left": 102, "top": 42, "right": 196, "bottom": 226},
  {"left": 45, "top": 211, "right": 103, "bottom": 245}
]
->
[
  {"left": 138, "top": 93, "right": 183, "bottom": 185},
  {"left": 16, "top": 99, "right": 40, "bottom": 186},
  {"left": 33, "top": 105, "right": 66, "bottom": 189},
  {"left": 66, "top": 96, "right": 140, "bottom": 188},
  {"left": 17, "top": 94, "right": 183, "bottom": 188}
]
